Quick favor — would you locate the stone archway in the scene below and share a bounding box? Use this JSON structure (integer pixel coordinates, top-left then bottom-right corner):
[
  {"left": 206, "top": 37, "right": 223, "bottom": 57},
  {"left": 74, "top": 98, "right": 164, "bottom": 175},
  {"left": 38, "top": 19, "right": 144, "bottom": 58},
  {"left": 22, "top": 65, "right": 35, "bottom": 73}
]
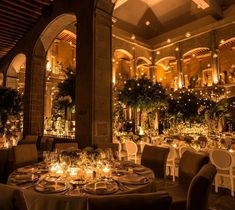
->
[
  {"left": 24, "top": 13, "right": 76, "bottom": 136},
  {"left": 6, "top": 53, "right": 26, "bottom": 90}
]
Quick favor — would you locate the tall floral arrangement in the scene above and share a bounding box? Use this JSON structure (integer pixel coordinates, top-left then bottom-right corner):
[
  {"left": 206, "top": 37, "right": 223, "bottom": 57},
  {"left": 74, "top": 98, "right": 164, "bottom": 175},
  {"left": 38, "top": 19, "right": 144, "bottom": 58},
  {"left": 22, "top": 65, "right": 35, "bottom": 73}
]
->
[
  {"left": 53, "top": 67, "right": 75, "bottom": 119},
  {"left": 118, "top": 77, "right": 168, "bottom": 128}
]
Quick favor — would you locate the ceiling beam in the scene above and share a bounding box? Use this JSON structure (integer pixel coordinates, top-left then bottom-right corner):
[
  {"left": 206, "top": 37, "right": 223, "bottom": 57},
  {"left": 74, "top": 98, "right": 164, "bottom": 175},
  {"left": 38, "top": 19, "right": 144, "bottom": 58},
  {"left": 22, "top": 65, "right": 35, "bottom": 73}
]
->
[
  {"left": 1, "top": 0, "right": 42, "bottom": 15},
  {"left": 0, "top": 8, "right": 37, "bottom": 22},
  {"left": 0, "top": 13, "right": 34, "bottom": 26},
  {"left": 0, "top": 4, "right": 39, "bottom": 19},
  {"left": 208, "top": 0, "right": 223, "bottom": 20}
]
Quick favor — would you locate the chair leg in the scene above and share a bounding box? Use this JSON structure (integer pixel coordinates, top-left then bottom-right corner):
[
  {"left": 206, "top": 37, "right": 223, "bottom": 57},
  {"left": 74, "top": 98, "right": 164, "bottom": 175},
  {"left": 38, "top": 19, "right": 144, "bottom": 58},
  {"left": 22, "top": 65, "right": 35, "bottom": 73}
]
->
[
  {"left": 215, "top": 174, "right": 218, "bottom": 193},
  {"left": 230, "top": 172, "right": 234, "bottom": 197},
  {"left": 172, "top": 164, "right": 175, "bottom": 182}
]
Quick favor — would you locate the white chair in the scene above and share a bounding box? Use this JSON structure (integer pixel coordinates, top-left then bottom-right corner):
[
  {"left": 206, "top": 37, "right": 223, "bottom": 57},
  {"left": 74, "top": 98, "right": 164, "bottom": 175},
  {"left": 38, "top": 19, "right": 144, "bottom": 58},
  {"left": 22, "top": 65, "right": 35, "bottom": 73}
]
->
[
  {"left": 230, "top": 144, "right": 235, "bottom": 150},
  {"left": 125, "top": 140, "right": 138, "bottom": 163},
  {"left": 161, "top": 144, "right": 179, "bottom": 182},
  {"left": 179, "top": 146, "right": 196, "bottom": 158},
  {"left": 210, "top": 149, "right": 235, "bottom": 196},
  {"left": 113, "top": 139, "right": 127, "bottom": 160}
]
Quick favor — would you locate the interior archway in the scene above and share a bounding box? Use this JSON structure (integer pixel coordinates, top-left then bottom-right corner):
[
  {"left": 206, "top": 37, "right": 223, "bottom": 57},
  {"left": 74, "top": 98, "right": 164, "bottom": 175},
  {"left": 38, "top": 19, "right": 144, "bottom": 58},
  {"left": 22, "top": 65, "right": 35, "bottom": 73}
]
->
[
  {"left": 24, "top": 13, "right": 77, "bottom": 136},
  {"left": 6, "top": 53, "right": 26, "bottom": 92}
]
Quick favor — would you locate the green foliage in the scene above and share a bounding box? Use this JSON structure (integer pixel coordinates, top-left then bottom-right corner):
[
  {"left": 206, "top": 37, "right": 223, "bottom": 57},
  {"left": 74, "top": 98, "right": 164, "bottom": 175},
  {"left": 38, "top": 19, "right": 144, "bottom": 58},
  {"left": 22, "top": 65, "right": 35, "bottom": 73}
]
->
[
  {"left": 0, "top": 87, "right": 23, "bottom": 134},
  {"left": 210, "top": 97, "right": 235, "bottom": 122},
  {"left": 118, "top": 77, "right": 167, "bottom": 111},
  {"left": 168, "top": 88, "right": 214, "bottom": 121},
  {"left": 54, "top": 67, "right": 76, "bottom": 110}
]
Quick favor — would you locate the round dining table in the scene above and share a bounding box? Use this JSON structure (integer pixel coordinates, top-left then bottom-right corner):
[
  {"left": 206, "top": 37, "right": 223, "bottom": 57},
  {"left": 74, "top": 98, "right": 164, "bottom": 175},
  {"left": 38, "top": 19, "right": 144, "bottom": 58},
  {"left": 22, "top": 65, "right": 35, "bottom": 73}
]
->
[{"left": 7, "top": 160, "right": 156, "bottom": 210}]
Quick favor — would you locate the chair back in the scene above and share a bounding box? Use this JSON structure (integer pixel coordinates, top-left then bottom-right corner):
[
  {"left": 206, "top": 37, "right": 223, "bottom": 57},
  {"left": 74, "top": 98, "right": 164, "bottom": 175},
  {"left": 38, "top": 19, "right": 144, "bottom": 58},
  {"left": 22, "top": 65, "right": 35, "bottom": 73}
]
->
[
  {"left": 179, "top": 151, "right": 209, "bottom": 189},
  {"left": 39, "top": 136, "right": 49, "bottom": 151},
  {"left": 125, "top": 140, "right": 138, "bottom": 156},
  {"left": 45, "top": 137, "right": 54, "bottom": 151},
  {"left": 209, "top": 149, "right": 233, "bottom": 171},
  {"left": 24, "top": 135, "right": 38, "bottom": 144},
  {"left": 140, "top": 141, "right": 152, "bottom": 153},
  {"left": 87, "top": 192, "right": 172, "bottom": 210},
  {"left": 54, "top": 143, "right": 78, "bottom": 151},
  {"left": 0, "top": 183, "right": 15, "bottom": 210},
  {"left": 187, "top": 163, "right": 217, "bottom": 210},
  {"left": 20, "top": 188, "right": 87, "bottom": 210},
  {"left": 141, "top": 145, "right": 169, "bottom": 179},
  {"left": 98, "top": 143, "right": 119, "bottom": 159},
  {"left": 179, "top": 146, "right": 196, "bottom": 158},
  {"left": 13, "top": 144, "right": 38, "bottom": 168},
  {"left": 230, "top": 144, "right": 235, "bottom": 150}
]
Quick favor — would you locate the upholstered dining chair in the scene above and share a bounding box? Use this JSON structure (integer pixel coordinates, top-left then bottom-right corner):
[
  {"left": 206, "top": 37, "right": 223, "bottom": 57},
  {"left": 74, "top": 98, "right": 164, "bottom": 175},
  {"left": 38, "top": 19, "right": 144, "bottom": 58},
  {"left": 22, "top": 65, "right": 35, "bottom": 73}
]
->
[
  {"left": 141, "top": 145, "right": 169, "bottom": 180},
  {"left": 17, "top": 187, "right": 87, "bottom": 210},
  {"left": 13, "top": 144, "right": 38, "bottom": 169},
  {"left": 125, "top": 140, "right": 139, "bottom": 163},
  {"left": 0, "top": 183, "right": 25, "bottom": 210},
  {"left": 54, "top": 142, "right": 78, "bottom": 152},
  {"left": 209, "top": 148, "right": 235, "bottom": 196},
  {"left": 23, "top": 135, "right": 38, "bottom": 144},
  {"left": 187, "top": 163, "right": 217, "bottom": 210},
  {"left": 167, "top": 151, "right": 209, "bottom": 210},
  {"left": 179, "top": 146, "right": 196, "bottom": 158},
  {"left": 87, "top": 192, "right": 172, "bottom": 210}
]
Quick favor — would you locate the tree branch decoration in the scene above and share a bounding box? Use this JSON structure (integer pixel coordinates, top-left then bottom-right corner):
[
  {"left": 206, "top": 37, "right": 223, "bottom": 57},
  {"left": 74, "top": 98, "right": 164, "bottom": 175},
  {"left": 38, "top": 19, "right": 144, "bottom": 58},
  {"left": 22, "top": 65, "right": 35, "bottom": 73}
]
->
[
  {"left": 118, "top": 77, "right": 167, "bottom": 111},
  {"left": 168, "top": 88, "right": 214, "bottom": 122}
]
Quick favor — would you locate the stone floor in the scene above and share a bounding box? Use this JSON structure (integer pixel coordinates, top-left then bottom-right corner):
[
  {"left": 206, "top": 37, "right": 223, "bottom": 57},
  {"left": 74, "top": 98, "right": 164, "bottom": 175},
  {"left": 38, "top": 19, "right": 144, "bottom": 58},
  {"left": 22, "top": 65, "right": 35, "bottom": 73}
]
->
[
  {"left": 209, "top": 187, "right": 235, "bottom": 210},
  {"left": 163, "top": 177, "right": 235, "bottom": 210}
]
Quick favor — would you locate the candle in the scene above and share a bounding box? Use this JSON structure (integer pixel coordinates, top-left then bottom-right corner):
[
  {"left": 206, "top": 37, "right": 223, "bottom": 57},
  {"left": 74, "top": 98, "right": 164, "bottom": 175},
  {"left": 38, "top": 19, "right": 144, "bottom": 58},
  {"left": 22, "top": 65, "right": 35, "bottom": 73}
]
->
[
  {"left": 69, "top": 167, "right": 80, "bottom": 177},
  {"left": 56, "top": 168, "right": 63, "bottom": 175},
  {"left": 103, "top": 166, "right": 110, "bottom": 173},
  {"left": 85, "top": 168, "right": 93, "bottom": 178},
  {"left": 5, "top": 142, "right": 9, "bottom": 148},
  {"left": 102, "top": 166, "right": 111, "bottom": 177}
]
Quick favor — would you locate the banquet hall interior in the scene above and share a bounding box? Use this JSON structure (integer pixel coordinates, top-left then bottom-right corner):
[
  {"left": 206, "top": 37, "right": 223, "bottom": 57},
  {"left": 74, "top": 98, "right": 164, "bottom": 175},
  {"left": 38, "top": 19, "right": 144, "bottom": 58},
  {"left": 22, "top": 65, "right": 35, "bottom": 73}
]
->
[{"left": 1, "top": 0, "right": 235, "bottom": 210}]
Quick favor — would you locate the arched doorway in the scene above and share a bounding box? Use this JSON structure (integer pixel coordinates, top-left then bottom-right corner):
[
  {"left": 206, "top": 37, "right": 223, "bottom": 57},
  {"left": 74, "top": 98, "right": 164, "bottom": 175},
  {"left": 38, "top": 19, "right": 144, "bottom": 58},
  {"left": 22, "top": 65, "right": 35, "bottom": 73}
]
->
[
  {"left": 6, "top": 53, "right": 26, "bottom": 93},
  {"left": 24, "top": 13, "right": 77, "bottom": 136}
]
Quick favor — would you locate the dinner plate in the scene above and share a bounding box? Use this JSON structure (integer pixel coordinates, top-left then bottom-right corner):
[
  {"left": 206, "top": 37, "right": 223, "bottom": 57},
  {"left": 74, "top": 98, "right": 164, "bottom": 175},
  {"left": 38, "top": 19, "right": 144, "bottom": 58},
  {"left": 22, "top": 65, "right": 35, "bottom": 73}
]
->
[
  {"left": 83, "top": 181, "right": 118, "bottom": 195},
  {"left": 35, "top": 180, "right": 69, "bottom": 193},
  {"left": 11, "top": 174, "right": 39, "bottom": 184},
  {"left": 16, "top": 167, "right": 38, "bottom": 174}
]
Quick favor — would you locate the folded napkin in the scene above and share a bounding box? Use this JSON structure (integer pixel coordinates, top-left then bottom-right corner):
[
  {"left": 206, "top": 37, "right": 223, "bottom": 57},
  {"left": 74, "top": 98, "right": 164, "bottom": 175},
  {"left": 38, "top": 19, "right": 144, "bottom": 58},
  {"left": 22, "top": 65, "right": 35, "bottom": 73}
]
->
[
  {"left": 94, "top": 182, "right": 108, "bottom": 191},
  {"left": 17, "top": 167, "right": 37, "bottom": 173},
  {"left": 119, "top": 175, "right": 149, "bottom": 184}
]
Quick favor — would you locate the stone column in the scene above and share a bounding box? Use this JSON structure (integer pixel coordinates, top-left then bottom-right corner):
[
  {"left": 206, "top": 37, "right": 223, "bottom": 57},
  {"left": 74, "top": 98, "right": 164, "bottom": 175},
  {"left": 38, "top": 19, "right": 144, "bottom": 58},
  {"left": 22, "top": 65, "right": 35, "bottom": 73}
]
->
[
  {"left": 175, "top": 44, "right": 184, "bottom": 88},
  {"left": 210, "top": 31, "right": 219, "bottom": 84},
  {"left": 23, "top": 55, "right": 46, "bottom": 136},
  {"left": 76, "top": 1, "right": 113, "bottom": 148},
  {"left": 150, "top": 52, "right": 156, "bottom": 82}
]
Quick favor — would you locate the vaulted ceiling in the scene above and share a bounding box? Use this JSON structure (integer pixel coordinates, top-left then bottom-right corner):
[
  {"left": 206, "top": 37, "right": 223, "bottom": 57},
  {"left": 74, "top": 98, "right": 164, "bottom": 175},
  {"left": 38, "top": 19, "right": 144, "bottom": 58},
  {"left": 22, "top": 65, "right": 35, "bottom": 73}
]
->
[{"left": 113, "top": 0, "right": 235, "bottom": 40}]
